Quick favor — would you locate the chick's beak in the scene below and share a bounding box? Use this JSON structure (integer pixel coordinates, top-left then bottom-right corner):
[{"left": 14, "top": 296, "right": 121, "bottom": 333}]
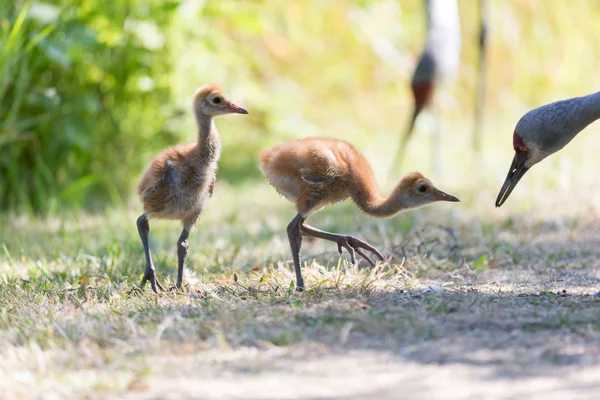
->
[
  {"left": 495, "top": 149, "right": 529, "bottom": 208},
  {"left": 227, "top": 102, "right": 249, "bottom": 114},
  {"left": 433, "top": 189, "right": 460, "bottom": 203}
]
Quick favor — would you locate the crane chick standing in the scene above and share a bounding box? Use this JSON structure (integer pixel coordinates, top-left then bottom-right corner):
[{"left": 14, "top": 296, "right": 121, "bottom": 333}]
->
[
  {"left": 136, "top": 84, "right": 248, "bottom": 293},
  {"left": 260, "top": 137, "right": 460, "bottom": 291}
]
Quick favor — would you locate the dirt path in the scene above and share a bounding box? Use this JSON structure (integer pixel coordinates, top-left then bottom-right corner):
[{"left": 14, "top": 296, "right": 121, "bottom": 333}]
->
[{"left": 107, "top": 346, "right": 600, "bottom": 400}]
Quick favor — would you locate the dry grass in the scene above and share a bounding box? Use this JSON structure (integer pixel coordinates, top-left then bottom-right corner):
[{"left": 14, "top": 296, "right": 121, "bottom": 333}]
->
[
  {"left": 3, "top": 152, "right": 600, "bottom": 399},
  {"left": 2, "top": 111, "right": 600, "bottom": 399},
  {"left": 4, "top": 1, "right": 600, "bottom": 397}
]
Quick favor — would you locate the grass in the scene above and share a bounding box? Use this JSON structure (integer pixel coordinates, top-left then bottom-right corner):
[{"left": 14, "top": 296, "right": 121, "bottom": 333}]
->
[
  {"left": 3, "top": 118, "right": 600, "bottom": 398},
  {"left": 3, "top": 1, "right": 600, "bottom": 398}
]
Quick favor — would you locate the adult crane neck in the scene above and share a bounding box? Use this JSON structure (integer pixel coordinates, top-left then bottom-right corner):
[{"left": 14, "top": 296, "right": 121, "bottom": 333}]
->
[
  {"left": 579, "top": 91, "right": 600, "bottom": 122},
  {"left": 520, "top": 90, "right": 600, "bottom": 160},
  {"left": 564, "top": 91, "right": 600, "bottom": 141}
]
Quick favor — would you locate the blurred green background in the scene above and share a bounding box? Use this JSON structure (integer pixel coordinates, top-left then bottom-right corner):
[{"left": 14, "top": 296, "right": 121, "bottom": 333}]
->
[{"left": 2, "top": 0, "right": 600, "bottom": 214}]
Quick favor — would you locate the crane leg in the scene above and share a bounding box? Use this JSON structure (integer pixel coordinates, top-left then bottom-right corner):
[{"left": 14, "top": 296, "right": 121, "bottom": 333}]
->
[
  {"left": 136, "top": 213, "right": 165, "bottom": 293},
  {"left": 172, "top": 228, "right": 189, "bottom": 290},
  {"left": 391, "top": 108, "right": 418, "bottom": 176},
  {"left": 431, "top": 108, "right": 442, "bottom": 174},
  {"left": 300, "top": 223, "right": 384, "bottom": 267},
  {"left": 391, "top": 80, "right": 434, "bottom": 178},
  {"left": 473, "top": 0, "right": 488, "bottom": 159},
  {"left": 287, "top": 213, "right": 305, "bottom": 292}
]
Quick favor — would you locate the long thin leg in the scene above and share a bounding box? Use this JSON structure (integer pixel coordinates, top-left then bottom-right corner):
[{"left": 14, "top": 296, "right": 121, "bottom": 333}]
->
[
  {"left": 431, "top": 107, "right": 441, "bottom": 174},
  {"left": 472, "top": 0, "right": 488, "bottom": 158},
  {"left": 300, "top": 223, "right": 384, "bottom": 267},
  {"left": 390, "top": 107, "right": 419, "bottom": 176},
  {"left": 390, "top": 80, "right": 433, "bottom": 179},
  {"left": 287, "top": 213, "right": 305, "bottom": 292},
  {"left": 174, "top": 228, "right": 189, "bottom": 289},
  {"left": 137, "top": 213, "right": 165, "bottom": 293}
]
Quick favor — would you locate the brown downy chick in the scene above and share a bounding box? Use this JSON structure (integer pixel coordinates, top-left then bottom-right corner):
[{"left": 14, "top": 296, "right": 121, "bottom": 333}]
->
[
  {"left": 260, "top": 137, "right": 459, "bottom": 291},
  {"left": 136, "top": 84, "right": 248, "bottom": 293}
]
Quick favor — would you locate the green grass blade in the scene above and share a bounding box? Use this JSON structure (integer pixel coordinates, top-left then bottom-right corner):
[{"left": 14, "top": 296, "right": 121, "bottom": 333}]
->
[
  {"left": 24, "top": 23, "right": 56, "bottom": 52},
  {"left": 3, "top": 0, "right": 31, "bottom": 56}
]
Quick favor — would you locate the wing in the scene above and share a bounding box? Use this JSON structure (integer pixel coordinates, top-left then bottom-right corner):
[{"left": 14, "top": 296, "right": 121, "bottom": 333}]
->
[
  {"left": 300, "top": 170, "right": 335, "bottom": 184},
  {"left": 139, "top": 159, "right": 187, "bottom": 215},
  {"left": 296, "top": 166, "right": 342, "bottom": 212}
]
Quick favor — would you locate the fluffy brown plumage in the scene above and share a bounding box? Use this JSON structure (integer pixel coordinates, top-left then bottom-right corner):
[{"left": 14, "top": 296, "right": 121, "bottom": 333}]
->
[
  {"left": 135, "top": 84, "right": 248, "bottom": 293},
  {"left": 260, "top": 137, "right": 459, "bottom": 291}
]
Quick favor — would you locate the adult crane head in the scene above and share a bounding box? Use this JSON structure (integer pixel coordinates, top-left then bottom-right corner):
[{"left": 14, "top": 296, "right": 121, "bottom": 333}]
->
[
  {"left": 495, "top": 94, "right": 600, "bottom": 207},
  {"left": 495, "top": 130, "right": 537, "bottom": 208}
]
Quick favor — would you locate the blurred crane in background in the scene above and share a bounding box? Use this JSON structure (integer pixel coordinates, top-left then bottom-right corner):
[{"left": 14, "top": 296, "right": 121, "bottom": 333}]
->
[
  {"left": 391, "top": 0, "right": 461, "bottom": 174},
  {"left": 473, "top": 0, "right": 489, "bottom": 160}
]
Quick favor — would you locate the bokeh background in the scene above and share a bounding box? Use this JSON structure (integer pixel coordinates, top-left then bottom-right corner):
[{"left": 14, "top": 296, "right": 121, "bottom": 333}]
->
[
  {"left": 2, "top": 0, "right": 600, "bottom": 215},
  {"left": 3, "top": 3, "right": 600, "bottom": 396}
]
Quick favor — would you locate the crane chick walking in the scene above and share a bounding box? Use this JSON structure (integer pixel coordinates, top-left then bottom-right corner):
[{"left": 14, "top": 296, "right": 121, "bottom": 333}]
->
[
  {"left": 136, "top": 84, "right": 248, "bottom": 293},
  {"left": 260, "top": 137, "right": 460, "bottom": 291}
]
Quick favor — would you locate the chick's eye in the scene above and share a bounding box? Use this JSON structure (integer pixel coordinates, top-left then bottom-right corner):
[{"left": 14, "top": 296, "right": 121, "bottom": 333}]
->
[
  {"left": 212, "top": 97, "right": 221, "bottom": 104},
  {"left": 418, "top": 185, "right": 427, "bottom": 193}
]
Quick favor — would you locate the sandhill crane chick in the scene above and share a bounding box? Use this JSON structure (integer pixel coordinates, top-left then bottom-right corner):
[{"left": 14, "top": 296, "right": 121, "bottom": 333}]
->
[
  {"left": 260, "top": 137, "right": 460, "bottom": 291},
  {"left": 136, "top": 84, "right": 248, "bottom": 293}
]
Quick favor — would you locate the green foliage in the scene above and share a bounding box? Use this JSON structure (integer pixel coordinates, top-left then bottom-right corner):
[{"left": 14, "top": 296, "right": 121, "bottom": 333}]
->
[
  {"left": 168, "top": 0, "right": 600, "bottom": 184},
  {"left": 0, "top": 0, "right": 179, "bottom": 213},
  {"left": 2, "top": 0, "right": 600, "bottom": 213}
]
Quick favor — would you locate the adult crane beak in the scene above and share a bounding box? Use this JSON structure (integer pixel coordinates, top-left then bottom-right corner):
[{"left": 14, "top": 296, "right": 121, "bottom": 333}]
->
[{"left": 495, "top": 149, "right": 529, "bottom": 207}]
